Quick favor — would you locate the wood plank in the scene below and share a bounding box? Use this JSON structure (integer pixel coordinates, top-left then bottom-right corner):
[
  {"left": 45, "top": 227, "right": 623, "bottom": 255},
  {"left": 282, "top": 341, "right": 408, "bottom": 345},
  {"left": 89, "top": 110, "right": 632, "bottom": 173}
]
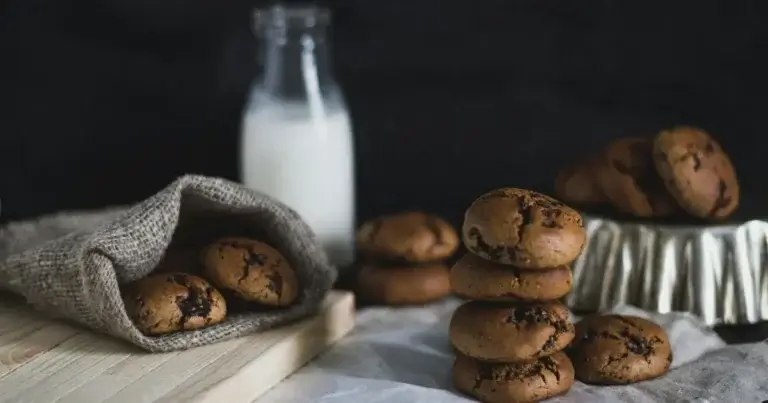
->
[{"left": 0, "top": 291, "right": 355, "bottom": 403}]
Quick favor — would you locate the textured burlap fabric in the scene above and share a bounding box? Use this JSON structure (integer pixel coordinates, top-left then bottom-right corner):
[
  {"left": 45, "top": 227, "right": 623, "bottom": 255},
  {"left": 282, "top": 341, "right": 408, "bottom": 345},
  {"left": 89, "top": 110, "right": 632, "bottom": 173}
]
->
[{"left": 0, "top": 175, "right": 337, "bottom": 352}]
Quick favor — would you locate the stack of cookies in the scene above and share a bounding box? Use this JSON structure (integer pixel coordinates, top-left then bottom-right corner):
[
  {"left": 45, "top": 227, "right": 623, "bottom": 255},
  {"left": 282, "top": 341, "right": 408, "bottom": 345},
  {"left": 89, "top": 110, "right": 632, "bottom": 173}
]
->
[
  {"left": 449, "top": 188, "right": 587, "bottom": 403},
  {"left": 354, "top": 211, "right": 459, "bottom": 306}
]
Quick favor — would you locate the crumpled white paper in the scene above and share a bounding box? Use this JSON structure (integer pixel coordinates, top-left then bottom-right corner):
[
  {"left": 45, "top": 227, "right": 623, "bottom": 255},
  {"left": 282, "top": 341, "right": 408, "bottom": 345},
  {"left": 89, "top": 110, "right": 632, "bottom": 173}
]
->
[{"left": 259, "top": 298, "right": 768, "bottom": 402}]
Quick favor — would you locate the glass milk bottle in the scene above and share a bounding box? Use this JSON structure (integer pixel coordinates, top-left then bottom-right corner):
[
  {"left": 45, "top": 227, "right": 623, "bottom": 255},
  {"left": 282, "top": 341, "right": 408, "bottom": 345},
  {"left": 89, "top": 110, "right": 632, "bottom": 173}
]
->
[{"left": 240, "top": 5, "right": 355, "bottom": 266}]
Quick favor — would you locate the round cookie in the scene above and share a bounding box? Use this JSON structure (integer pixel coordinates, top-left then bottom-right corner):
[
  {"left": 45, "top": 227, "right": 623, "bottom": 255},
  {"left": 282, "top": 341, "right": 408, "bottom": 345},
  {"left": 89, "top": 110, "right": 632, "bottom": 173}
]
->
[
  {"left": 201, "top": 237, "right": 299, "bottom": 307},
  {"left": 652, "top": 126, "right": 740, "bottom": 220},
  {"left": 554, "top": 154, "right": 609, "bottom": 206},
  {"left": 453, "top": 351, "right": 575, "bottom": 403},
  {"left": 357, "top": 263, "right": 451, "bottom": 305},
  {"left": 123, "top": 273, "right": 227, "bottom": 335},
  {"left": 568, "top": 314, "right": 672, "bottom": 385},
  {"left": 450, "top": 253, "right": 573, "bottom": 301},
  {"left": 356, "top": 211, "right": 459, "bottom": 263},
  {"left": 595, "top": 137, "right": 677, "bottom": 218},
  {"left": 449, "top": 300, "right": 575, "bottom": 362},
  {"left": 462, "top": 188, "right": 585, "bottom": 269}
]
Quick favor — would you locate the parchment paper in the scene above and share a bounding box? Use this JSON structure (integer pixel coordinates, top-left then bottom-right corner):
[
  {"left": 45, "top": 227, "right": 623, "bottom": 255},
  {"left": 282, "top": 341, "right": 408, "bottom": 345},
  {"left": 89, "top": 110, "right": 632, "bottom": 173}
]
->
[{"left": 261, "top": 297, "right": 768, "bottom": 402}]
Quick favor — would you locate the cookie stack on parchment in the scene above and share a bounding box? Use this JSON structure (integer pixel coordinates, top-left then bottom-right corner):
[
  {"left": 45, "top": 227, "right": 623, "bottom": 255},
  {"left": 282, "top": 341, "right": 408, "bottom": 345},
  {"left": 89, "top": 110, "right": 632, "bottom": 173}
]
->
[
  {"left": 354, "top": 212, "right": 459, "bottom": 306},
  {"left": 449, "top": 188, "right": 587, "bottom": 403}
]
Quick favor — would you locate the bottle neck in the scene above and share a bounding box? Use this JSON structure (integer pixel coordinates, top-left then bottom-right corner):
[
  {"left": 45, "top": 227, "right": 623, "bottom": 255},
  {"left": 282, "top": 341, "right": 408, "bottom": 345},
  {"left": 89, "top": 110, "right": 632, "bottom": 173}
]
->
[{"left": 258, "top": 19, "right": 334, "bottom": 101}]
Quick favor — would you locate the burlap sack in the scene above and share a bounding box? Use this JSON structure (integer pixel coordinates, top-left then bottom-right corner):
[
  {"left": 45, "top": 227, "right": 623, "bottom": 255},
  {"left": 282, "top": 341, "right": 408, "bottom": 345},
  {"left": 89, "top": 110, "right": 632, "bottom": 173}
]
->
[{"left": 0, "top": 174, "right": 337, "bottom": 352}]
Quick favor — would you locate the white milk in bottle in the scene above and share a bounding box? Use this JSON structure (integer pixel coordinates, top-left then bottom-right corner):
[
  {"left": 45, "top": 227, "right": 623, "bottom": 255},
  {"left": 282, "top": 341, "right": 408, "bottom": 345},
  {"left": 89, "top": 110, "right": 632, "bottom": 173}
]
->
[{"left": 240, "top": 5, "right": 355, "bottom": 266}]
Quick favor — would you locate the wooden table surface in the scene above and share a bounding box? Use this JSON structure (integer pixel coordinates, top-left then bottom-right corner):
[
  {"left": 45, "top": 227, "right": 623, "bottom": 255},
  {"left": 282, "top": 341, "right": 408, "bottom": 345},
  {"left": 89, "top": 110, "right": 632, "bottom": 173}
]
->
[{"left": 0, "top": 290, "right": 356, "bottom": 403}]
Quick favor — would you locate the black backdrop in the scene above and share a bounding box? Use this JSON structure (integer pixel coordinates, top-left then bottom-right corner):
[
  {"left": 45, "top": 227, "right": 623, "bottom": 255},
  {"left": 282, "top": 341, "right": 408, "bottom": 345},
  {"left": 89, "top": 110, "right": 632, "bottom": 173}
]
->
[{"left": 2, "top": 0, "right": 767, "bottom": 228}]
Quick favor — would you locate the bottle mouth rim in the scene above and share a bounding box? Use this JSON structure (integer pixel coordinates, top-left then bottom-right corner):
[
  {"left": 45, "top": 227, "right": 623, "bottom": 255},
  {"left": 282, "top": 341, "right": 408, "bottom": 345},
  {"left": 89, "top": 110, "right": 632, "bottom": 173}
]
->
[{"left": 254, "top": 4, "right": 331, "bottom": 30}]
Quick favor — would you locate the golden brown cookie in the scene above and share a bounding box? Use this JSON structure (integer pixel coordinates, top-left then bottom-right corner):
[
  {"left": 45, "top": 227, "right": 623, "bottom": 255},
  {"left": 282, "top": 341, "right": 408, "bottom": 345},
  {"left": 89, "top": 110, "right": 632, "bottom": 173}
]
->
[
  {"left": 449, "top": 300, "right": 575, "bottom": 362},
  {"left": 554, "top": 154, "right": 609, "bottom": 206},
  {"left": 356, "top": 211, "right": 459, "bottom": 263},
  {"left": 568, "top": 314, "right": 673, "bottom": 385},
  {"left": 450, "top": 253, "right": 572, "bottom": 302},
  {"left": 122, "top": 273, "right": 227, "bottom": 336},
  {"left": 462, "top": 188, "right": 586, "bottom": 269},
  {"left": 356, "top": 263, "right": 451, "bottom": 305},
  {"left": 453, "top": 351, "right": 575, "bottom": 403},
  {"left": 201, "top": 237, "right": 299, "bottom": 307},
  {"left": 595, "top": 137, "right": 677, "bottom": 218},
  {"left": 652, "top": 126, "right": 740, "bottom": 220}
]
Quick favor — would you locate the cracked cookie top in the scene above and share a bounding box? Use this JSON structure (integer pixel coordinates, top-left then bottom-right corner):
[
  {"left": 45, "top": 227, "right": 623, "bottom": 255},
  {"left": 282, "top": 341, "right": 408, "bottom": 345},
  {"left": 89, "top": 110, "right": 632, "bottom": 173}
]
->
[
  {"left": 356, "top": 211, "right": 459, "bottom": 263},
  {"left": 568, "top": 314, "right": 672, "bottom": 385},
  {"left": 122, "top": 273, "right": 227, "bottom": 336},
  {"left": 201, "top": 237, "right": 299, "bottom": 307},
  {"left": 653, "top": 126, "right": 740, "bottom": 220},
  {"left": 449, "top": 300, "right": 575, "bottom": 363},
  {"left": 462, "top": 187, "right": 586, "bottom": 268},
  {"left": 452, "top": 351, "right": 575, "bottom": 403}
]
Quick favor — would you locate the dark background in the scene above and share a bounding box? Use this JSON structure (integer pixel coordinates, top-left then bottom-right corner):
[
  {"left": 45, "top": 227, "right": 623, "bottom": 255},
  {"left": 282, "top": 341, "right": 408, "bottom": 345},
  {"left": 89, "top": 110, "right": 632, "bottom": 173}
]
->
[{"left": 2, "top": 0, "right": 767, "bottom": 228}]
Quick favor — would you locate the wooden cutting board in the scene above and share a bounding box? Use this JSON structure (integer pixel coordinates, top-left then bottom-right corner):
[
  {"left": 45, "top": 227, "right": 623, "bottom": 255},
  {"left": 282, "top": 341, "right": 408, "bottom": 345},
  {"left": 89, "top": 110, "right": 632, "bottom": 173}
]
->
[{"left": 0, "top": 290, "right": 355, "bottom": 403}]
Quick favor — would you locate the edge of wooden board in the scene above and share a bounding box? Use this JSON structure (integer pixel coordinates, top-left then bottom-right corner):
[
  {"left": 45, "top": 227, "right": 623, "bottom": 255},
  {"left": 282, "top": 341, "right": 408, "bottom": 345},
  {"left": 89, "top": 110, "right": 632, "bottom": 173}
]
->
[{"left": 191, "top": 290, "right": 356, "bottom": 403}]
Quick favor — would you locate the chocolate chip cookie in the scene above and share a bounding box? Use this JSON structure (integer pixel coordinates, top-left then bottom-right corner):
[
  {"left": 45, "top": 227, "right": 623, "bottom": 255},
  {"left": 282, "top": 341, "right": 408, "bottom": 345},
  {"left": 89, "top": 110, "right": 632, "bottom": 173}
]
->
[
  {"left": 653, "top": 126, "right": 740, "bottom": 220},
  {"left": 450, "top": 253, "right": 573, "bottom": 302},
  {"left": 449, "top": 300, "right": 575, "bottom": 362},
  {"left": 453, "top": 351, "right": 575, "bottom": 403},
  {"left": 201, "top": 237, "right": 299, "bottom": 307},
  {"left": 123, "top": 273, "right": 227, "bottom": 336},
  {"left": 356, "top": 212, "right": 459, "bottom": 263},
  {"left": 595, "top": 137, "right": 677, "bottom": 218},
  {"left": 462, "top": 188, "right": 586, "bottom": 269},
  {"left": 357, "top": 263, "right": 451, "bottom": 305},
  {"left": 554, "top": 154, "right": 609, "bottom": 206},
  {"left": 568, "top": 314, "right": 672, "bottom": 385}
]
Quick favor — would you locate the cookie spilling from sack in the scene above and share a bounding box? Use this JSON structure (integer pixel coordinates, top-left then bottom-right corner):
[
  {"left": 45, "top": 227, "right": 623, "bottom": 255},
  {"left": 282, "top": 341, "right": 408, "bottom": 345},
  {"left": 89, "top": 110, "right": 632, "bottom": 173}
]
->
[
  {"left": 201, "top": 237, "right": 299, "bottom": 308},
  {"left": 122, "top": 236, "right": 300, "bottom": 336},
  {"left": 122, "top": 273, "right": 227, "bottom": 336},
  {"left": 554, "top": 126, "right": 740, "bottom": 223}
]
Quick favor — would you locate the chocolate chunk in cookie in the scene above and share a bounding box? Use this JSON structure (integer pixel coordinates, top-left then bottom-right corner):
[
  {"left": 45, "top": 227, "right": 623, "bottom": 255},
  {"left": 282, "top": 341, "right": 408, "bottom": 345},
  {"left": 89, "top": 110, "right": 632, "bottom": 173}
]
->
[
  {"left": 595, "top": 137, "right": 677, "bottom": 218},
  {"left": 554, "top": 153, "right": 609, "bottom": 206},
  {"left": 653, "top": 126, "right": 740, "bottom": 220},
  {"left": 462, "top": 188, "right": 586, "bottom": 269},
  {"left": 123, "top": 273, "right": 227, "bottom": 336},
  {"left": 450, "top": 253, "right": 572, "bottom": 302},
  {"left": 449, "top": 300, "right": 575, "bottom": 362},
  {"left": 201, "top": 237, "right": 299, "bottom": 307},
  {"left": 357, "top": 263, "right": 451, "bottom": 306},
  {"left": 453, "top": 351, "right": 575, "bottom": 403},
  {"left": 356, "top": 212, "right": 459, "bottom": 263},
  {"left": 568, "top": 314, "right": 672, "bottom": 385}
]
